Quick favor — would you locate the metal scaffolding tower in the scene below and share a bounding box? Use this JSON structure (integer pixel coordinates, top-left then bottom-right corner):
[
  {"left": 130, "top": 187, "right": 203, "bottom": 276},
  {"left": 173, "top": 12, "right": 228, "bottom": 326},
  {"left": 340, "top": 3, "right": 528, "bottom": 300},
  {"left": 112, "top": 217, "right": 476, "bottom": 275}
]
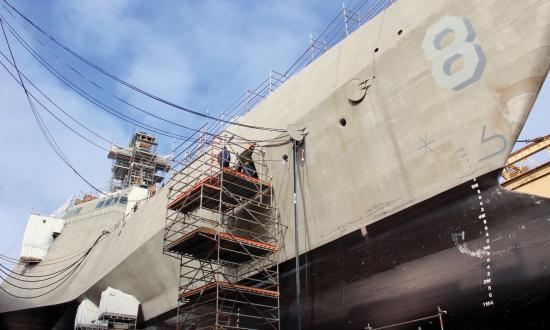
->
[
  {"left": 164, "top": 137, "right": 281, "bottom": 329},
  {"left": 108, "top": 132, "right": 171, "bottom": 191}
]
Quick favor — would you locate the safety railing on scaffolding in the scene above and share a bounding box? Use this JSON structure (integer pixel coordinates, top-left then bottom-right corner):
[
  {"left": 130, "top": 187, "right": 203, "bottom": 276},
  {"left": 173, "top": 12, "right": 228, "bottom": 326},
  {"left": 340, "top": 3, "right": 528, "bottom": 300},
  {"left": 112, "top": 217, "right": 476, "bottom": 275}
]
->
[{"left": 164, "top": 135, "right": 282, "bottom": 329}]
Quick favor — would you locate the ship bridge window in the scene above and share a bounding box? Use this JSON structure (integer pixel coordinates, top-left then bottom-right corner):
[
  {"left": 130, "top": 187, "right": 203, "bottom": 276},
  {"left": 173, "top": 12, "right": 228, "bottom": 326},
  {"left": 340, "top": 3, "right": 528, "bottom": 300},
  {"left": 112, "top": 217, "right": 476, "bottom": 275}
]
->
[
  {"left": 65, "top": 207, "right": 83, "bottom": 218},
  {"left": 96, "top": 200, "right": 105, "bottom": 208},
  {"left": 119, "top": 196, "right": 128, "bottom": 205},
  {"left": 113, "top": 196, "right": 120, "bottom": 204},
  {"left": 103, "top": 197, "right": 115, "bottom": 207}
]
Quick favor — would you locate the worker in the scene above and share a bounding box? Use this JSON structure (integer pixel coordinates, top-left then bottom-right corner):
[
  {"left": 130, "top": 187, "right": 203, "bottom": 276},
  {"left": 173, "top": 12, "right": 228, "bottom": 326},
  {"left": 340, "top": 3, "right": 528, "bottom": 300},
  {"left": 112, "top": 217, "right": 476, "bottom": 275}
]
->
[
  {"left": 217, "top": 146, "right": 231, "bottom": 168},
  {"left": 238, "top": 144, "right": 258, "bottom": 178}
]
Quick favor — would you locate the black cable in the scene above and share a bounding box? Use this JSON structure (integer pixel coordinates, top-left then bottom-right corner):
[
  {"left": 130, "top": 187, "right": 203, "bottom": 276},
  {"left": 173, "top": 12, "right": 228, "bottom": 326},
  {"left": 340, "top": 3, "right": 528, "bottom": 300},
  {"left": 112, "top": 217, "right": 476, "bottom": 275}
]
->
[
  {"left": 2, "top": 0, "right": 287, "bottom": 133},
  {"left": 0, "top": 20, "right": 288, "bottom": 148},
  {"left": 0, "top": 253, "right": 86, "bottom": 279},
  {"left": 0, "top": 48, "right": 290, "bottom": 193},
  {"left": 0, "top": 18, "right": 67, "bottom": 163},
  {"left": 0, "top": 255, "right": 86, "bottom": 286},
  {"left": 0, "top": 232, "right": 107, "bottom": 299},
  {"left": 0, "top": 248, "right": 86, "bottom": 266},
  {"left": 0, "top": 18, "right": 197, "bottom": 142},
  {"left": 0, "top": 248, "right": 85, "bottom": 263},
  {"left": 3, "top": 18, "right": 285, "bottom": 144},
  {"left": 292, "top": 139, "right": 302, "bottom": 330},
  {"left": 0, "top": 258, "right": 81, "bottom": 298},
  {"left": 0, "top": 2, "right": 291, "bottom": 197},
  {"left": 517, "top": 136, "right": 548, "bottom": 143},
  {"left": 0, "top": 48, "right": 112, "bottom": 145},
  {"left": 0, "top": 55, "right": 108, "bottom": 151},
  {"left": 0, "top": 17, "right": 106, "bottom": 194}
]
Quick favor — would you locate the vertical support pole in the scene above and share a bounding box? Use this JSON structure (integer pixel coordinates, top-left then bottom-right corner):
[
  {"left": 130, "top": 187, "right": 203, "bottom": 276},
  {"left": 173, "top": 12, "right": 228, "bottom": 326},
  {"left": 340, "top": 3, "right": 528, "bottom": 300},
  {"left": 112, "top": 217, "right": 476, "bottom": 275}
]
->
[
  {"left": 184, "top": 151, "right": 189, "bottom": 171},
  {"left": 269, "top": 67, "right": 273, "bottom": 94},
  {"left": 273, "top": 182, "right": 281, "bottom": 330},
  {"left": 220, "top": 111, "right": 225, "bottom": 135},
  {"left": 438, "top": 306, "right": 445, "bottom": 330},
  {"left": 343, "top": 2, "right": 349, "bottom": 37},
  {"left": 215, "top": 285, "right": 220, "bottom": 327},
  {"left": 172, "top": 138, "right": 177, "bottom": 174},
  {"left": 176, "top": 255, "right": 182, "bottom": 330},
  {"left": 293, "top": 139, "right": 302, "bottom": 330},
  {"left": 199, "top": 126, "right": 206, "bottom": 225},
  {"left": 309, "top": 33, "right": 314, "bottom": 61},
  {"left": 246, "top": 90, "right": 251, "bottom": 112}
]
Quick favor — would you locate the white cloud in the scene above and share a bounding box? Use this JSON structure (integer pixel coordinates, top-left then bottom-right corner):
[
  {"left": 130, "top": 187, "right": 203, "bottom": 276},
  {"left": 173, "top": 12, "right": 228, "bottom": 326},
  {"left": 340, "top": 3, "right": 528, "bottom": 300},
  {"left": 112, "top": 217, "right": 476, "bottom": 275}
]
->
[{"left": 54, "top": 0, "right": 144, "bottom": 56}]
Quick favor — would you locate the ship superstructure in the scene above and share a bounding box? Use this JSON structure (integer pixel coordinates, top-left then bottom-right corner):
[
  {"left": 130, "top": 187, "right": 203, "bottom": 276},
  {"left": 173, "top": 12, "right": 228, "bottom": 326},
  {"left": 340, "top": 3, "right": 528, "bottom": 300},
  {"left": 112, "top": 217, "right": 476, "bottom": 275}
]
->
[
  {"left": 108, "top": 132, "right": 171, "bottom": 191},
  {"left": 0, "top": 0, "right": 550, "bottom": 329}
]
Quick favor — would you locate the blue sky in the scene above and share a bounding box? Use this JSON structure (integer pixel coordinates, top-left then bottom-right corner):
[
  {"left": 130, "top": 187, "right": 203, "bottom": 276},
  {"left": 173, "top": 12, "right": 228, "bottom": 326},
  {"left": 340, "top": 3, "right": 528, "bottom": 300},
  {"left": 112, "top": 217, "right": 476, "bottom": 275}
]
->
[
  {"left": 0, "top": 0, "right": 548, "bottom": 257},
  {"left": 0, "top": 0, "right": 355, "bottom": 257}
]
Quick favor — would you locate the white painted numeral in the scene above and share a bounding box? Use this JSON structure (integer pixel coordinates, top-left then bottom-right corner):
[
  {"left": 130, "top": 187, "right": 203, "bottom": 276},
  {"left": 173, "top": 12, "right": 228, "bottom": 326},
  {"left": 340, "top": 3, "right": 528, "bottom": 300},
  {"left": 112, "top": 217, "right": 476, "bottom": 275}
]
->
[
  {"left": 422, "top": 16, "right": 486, "bottom": 91},
  {"left": 483, "top": 300, "right": 494, "bottom": 307}
]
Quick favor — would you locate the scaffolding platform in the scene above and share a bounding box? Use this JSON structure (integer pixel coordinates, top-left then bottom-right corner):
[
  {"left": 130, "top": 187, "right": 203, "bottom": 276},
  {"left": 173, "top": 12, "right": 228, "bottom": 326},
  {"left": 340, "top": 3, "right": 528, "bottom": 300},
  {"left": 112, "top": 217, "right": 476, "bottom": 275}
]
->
[
  {"left": 165, "top": 226, "right": 277, "bottom": 263},
  {"left": 220, "top": 167, "right": 271, "bottom": 196},
  {"left": 167, "top": 176, "right": 226, "bottom": 212},
  {"left": 167, "top": 168, "right": 270, "bottom": 213},
  {"left": 180, "top": 281, "right": 279, "bottom": 303}
]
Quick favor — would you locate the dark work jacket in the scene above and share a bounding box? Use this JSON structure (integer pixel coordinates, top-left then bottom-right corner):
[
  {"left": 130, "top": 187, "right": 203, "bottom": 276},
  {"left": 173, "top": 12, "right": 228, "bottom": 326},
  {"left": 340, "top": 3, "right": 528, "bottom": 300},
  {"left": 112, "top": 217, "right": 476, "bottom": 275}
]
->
[
  {"left": 238, "top": 149, "right": 254, "bottom": 164},
  {"left": 218, "top": 149, "right": 231, "bottom": 164}
]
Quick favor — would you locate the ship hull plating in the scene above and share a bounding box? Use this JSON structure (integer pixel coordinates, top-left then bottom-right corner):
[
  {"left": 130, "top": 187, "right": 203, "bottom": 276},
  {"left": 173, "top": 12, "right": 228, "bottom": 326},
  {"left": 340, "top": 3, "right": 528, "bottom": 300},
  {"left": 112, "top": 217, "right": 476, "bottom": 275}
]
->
[
  {"left": 278, "top": 169, "right": 550, "bottom": 329},
  {"left": 2, "top": 169, "right": 550, "bottom": 330}
]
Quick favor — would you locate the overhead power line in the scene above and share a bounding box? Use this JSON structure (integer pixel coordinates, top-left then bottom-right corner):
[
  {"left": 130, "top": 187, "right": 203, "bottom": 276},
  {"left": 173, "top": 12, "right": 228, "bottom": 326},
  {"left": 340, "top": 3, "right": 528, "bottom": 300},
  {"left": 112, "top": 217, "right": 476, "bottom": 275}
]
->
[
  {"left": 0, "top": 57, "right": 109, "bottom": 151},
  {"left": 0, "top": 17, "right": 106, "bottom": 195},
  {"left": 0, "top": 51, "right": 109, "bottom": 151},
  {"left": 2, "top": 0, "right": 287, "bottom": 133},
  {"left": 0, "top": 14, "right": 289, "bottom": 148},
  {"left": 0, "top": 231, "right": 108, "bottom": 299},
  {"left": 0, "top": 2, "right": 293, "bottom": 198},
  {"left": 0, "top": 46, "right": 288, "bottom": 164},
  {"left": 0, "top": 248, "right": 86, "bottom": 267}
]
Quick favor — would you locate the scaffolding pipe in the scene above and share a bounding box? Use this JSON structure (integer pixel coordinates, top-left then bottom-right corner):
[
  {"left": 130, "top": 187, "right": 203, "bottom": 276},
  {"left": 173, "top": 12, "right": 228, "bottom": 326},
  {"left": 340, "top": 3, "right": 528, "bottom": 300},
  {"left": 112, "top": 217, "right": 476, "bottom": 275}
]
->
[
  {"left": 343, "top": 2, "right": 349, "bottom": 36},
  {"left": 293, "top": 139, "right": 302, "bottom": 330}
]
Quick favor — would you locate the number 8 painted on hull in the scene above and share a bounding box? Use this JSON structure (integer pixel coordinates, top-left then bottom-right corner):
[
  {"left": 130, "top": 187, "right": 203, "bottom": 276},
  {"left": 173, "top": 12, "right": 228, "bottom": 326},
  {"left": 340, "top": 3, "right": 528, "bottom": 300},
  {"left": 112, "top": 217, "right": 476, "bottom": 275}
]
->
[{"left": 422, "top": 16, "right": 486, "bottom": 91}]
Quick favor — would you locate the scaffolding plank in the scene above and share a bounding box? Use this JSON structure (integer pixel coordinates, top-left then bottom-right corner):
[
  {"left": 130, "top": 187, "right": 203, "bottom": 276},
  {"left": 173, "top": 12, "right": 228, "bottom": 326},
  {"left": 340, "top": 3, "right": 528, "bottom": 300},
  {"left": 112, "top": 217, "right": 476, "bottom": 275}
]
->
[
  {"left": 221, "top": 168, "right": 270, "bottom": 200},
  {"left": 165, "top": 227, "right": 277, "bottom": 262},
  {"left": 180, "top": 281, "right": 279, "bottom": 301},
  {"left": 167, "top": 176, "right": 223, "bottom": 212},
  {"left": 167, "top": 169, "right": 270, "bottom": 213}
]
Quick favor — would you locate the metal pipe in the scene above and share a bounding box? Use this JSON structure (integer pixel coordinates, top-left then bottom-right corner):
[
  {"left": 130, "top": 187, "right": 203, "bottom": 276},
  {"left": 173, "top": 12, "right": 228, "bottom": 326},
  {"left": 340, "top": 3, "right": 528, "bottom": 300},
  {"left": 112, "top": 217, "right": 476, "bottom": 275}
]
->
[
  {"left": 343, "top": 2, "right": 349, "bottom": 36},
  {"left": 293, "top": 139, "right": 302, "bottom": 330}
]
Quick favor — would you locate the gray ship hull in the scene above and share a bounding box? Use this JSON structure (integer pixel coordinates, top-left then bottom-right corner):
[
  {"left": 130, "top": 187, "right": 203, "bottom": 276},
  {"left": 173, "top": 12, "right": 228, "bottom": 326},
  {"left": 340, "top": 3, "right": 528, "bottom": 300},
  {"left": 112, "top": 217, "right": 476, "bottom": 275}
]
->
[
  {"left": 5, "top": 169, "right": 549, "bottom": 330},
  {"left": 1, "top": 0, "right": 550, "bottom": 328}
]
